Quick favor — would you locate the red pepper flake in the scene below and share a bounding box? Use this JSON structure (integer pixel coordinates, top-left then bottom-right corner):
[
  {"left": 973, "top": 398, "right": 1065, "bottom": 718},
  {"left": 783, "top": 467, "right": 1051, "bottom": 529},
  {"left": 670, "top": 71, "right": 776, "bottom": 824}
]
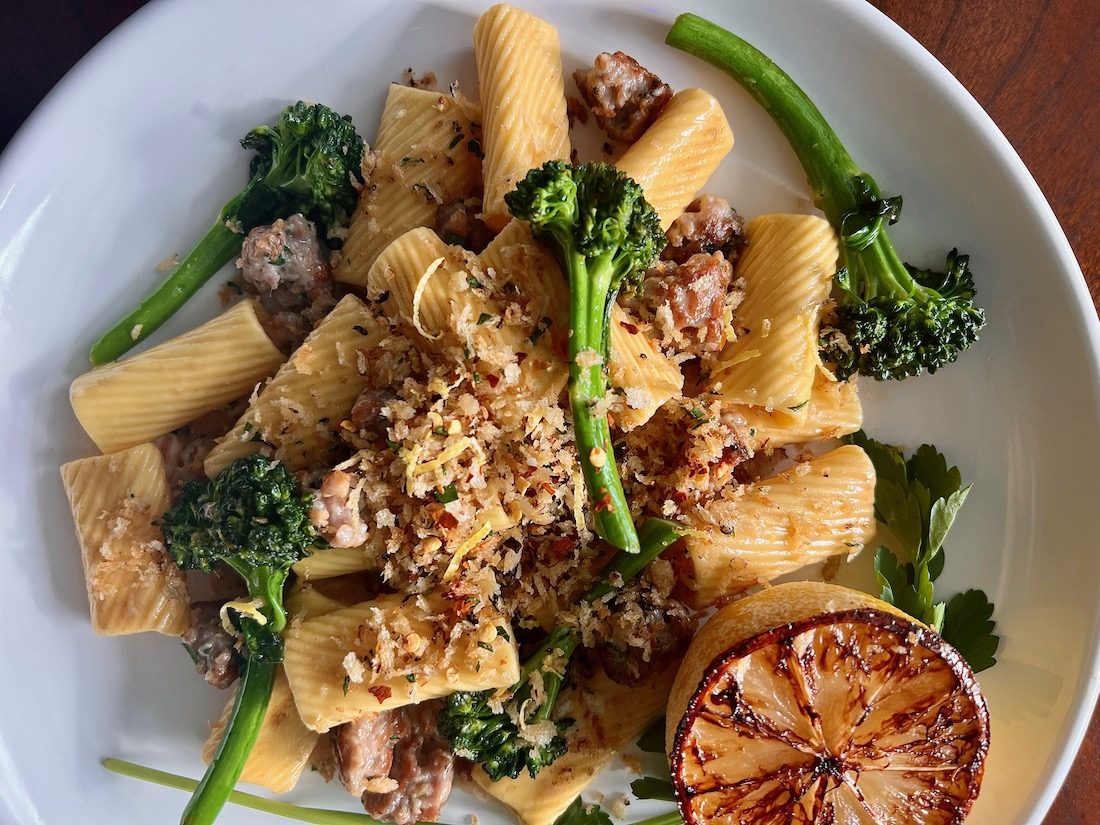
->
[
  {"left": 593, "top": 491, "right": 614, "bottom": 513},
  {"left": 436, "top": 511, "right": 459, "bottom": 530},
  {"left": 549, "top": 536, "right": 576, "bottom": 560},
  {"left": 515, "top": 351, "right": 528, "bottom": 364},
  {"left": 486, "top": 373, "right": 500, "bottom": 388},
  {"left": 368, "top": 685, "right": 393, "bottom": 703},
  {"left": 620, "top": 321, "right": 639, "bottom": 335}
]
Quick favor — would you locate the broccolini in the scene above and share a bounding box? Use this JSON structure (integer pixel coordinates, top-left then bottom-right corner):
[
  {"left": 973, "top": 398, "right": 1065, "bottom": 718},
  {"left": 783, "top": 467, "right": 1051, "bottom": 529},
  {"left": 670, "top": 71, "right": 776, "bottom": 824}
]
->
[
  {"left": 90, "top": 101, "right": 363, "bottom": 365},
  {"left": 666, "top": 14, "right": 986, "bottom": 381},
  {"left": 161, "top": 455, "right": 317, "bottom": 825}
]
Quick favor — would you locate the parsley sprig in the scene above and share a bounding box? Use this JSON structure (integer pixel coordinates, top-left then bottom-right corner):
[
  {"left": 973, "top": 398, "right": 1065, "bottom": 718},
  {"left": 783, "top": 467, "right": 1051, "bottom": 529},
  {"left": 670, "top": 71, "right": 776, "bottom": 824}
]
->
[{"left": 847, "top": 431, "right": 999, "bottom": 672}]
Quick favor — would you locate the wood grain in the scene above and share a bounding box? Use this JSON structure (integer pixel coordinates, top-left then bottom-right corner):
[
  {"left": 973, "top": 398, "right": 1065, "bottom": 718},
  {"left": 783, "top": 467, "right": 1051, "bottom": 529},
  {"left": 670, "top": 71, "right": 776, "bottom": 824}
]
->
[{"left": 1, "top": 0, "right": 1098, "bottom": 821}]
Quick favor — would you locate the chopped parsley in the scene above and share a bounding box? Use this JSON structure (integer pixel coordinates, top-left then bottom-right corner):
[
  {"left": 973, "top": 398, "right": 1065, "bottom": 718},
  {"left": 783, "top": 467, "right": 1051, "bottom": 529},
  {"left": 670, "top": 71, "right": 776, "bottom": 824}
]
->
[
  {"left": 434, "top": 483, "right": 459, "bottom": 504},
  {"left": 528, "top": 316, "right": 553, "bottom": 344}
]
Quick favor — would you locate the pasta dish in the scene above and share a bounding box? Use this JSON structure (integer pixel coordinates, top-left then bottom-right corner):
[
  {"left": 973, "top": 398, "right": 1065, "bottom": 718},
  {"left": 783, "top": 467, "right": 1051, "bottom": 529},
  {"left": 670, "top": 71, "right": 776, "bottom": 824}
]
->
[{"left": 58, "top": 6, "right": 997, "bottom": 825}]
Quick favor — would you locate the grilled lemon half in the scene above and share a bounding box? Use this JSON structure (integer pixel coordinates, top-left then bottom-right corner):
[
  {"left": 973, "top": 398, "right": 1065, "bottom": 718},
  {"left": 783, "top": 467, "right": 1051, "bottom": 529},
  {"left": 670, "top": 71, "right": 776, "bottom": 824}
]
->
[{"left": 666, "top": 581, "right": 989, "bottom": 824}]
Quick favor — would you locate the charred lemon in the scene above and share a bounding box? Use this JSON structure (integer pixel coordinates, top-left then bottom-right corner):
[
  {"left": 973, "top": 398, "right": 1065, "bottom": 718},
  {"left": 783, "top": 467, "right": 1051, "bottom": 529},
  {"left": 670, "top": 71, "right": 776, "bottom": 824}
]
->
[{"left": 666, "top": 581, "right": 989, "bottom": 824}]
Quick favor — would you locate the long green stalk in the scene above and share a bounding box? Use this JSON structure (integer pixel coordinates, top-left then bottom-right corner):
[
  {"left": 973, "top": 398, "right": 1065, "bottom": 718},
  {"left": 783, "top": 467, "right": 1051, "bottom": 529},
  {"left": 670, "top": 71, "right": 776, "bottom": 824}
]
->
[
  {"left": 104, "top": 758, "right": 395, "bottom": 824},
  {"left": 182, "top": 657, "right": 278, "bottom": 825},
  {"left": 106, "top": 757, "right": 684, "bottom": 825},
  {"left": 665, "top": 13, "right": 861, "bottom": 227},
  {"left": 566, "top": 248, "right": 638, "bottom": 554},
  {"left": 89, "top": 220, "right": 243, "bottom": 364}
]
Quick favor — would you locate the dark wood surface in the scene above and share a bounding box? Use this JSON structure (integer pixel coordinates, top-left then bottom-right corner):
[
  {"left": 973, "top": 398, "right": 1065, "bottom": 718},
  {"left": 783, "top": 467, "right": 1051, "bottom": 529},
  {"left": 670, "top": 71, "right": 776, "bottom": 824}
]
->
[{"left": 1, "top": 0, "right": 1097, "bottom": 821}]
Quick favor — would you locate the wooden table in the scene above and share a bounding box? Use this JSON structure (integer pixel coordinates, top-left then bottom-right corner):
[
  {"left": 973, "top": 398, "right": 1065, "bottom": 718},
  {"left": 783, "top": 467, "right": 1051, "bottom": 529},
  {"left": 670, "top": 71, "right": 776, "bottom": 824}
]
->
[{"left": 1, "top": 1, "right": 1097, "bottom": 821}]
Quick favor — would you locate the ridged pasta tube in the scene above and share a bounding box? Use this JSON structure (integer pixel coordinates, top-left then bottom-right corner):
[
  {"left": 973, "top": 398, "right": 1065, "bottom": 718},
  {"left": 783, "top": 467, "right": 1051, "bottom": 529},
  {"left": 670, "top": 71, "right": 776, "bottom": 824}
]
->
[
  {"left": 336, "top": 84, "right": 482, "bottom": 286},
  {"left": 59, "top": 443, "right": 189, "bottom": 636},
  {"left": 709, "top": 214, "right": 838, "bottom": 417},
  {"left": 70, "top": 300, "right": 283, "bottom": 454},
  {"left": 283, "top": 592, "right": 520, "bottom": 732},
  {"left": 616, "top": 88, "right": 734, "bottom": 230},
  {"left": 474, "top": 4, "right": 570, "bottom": 229},
  {"left": 675, "top": 445, "right": 876, "bottom": 608},
  {"left": 202, "top": 669, "right": 318, "bottom": 795},
  {"left": 204, "top": 295, "right": 381, "bottom": 477},
  {"left": 735, "top": 370, "right": 862, "bottom": 451}
]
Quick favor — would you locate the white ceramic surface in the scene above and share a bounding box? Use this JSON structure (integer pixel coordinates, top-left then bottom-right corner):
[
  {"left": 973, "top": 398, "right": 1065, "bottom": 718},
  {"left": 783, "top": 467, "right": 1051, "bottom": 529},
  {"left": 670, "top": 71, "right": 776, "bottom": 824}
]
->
[{"left": 0, "top": 1, "right": 1097, "bottom": 823}]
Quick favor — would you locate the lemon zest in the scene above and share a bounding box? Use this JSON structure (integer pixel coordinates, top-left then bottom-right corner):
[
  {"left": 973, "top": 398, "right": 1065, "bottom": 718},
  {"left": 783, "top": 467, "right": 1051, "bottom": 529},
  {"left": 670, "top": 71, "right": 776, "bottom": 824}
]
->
[
  {"left": 402, "top": 443, "right": 423, "bottom": 494},
  {"left": 413, "top": 437, "right": 474, "bottom": 477},
  {"left": 219, "top": 598, "right": 269, "bottom": 636},
  {"left": 571, "top": 468, "right": 587, "bottom": 536},
  {"left": 410, "top": 256, "right": 446, "bottom": 341},
  {"left": 441, "top": 520, "right": 493, "bottom": 582}
]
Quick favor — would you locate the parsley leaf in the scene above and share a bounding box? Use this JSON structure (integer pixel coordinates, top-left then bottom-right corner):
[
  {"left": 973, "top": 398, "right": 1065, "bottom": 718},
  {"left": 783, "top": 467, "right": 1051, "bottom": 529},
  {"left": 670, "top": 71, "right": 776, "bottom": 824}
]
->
[
  {"left": 942, "top": 589, "right": 1000, "bottom": 672},
  {"left": 635, "top": 717, "right": 665, "bottom": 753},
  {"left": 630, "top": 776, "right": 676, "bottom": 802},
  {"left": 554, "top": 797, "right": 613, "bottom": 825},
  {"left": 847, "top": 431, "right": 998, "bottom": 672},
  {"left": 433, "top": 483, "right": 458, "bottom": 504}
]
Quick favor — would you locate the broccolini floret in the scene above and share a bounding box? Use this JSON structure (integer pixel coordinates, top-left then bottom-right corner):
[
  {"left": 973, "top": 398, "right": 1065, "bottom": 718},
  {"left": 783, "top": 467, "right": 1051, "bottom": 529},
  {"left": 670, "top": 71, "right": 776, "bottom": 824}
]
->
[
  {"left": 90, "top": 101, "right": 364, "bottom": 365},
  {"left": 666, "top": 14, "right": 986, "bottom": 381},
  {"left": 439, "top": 518, "right": 681, "bottom": 781},
  {"left": 505, "top": 161, "right": 665, "bottom": 553},
  {"left": 161, "top": 455, "right": 317, "bottom": 825}
]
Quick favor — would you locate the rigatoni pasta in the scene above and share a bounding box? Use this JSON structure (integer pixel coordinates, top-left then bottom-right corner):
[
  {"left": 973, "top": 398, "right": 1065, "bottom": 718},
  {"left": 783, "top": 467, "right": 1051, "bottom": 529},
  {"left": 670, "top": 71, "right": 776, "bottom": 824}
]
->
[
  {"left": 736, "top": 369, "right": 863, "bottom": 450},
  {"left": 291, "top": 543, "right": 382, "bottom": 583},
  {"left": 474, "top": 4, "right": 571, "bottom": 229},
  {"left": 202, "top": 669, "right": 318, "bottom": 794},
  {"left": 204, "top": 295, "right": 380, "bottom": 476},
  {"left": 616, "top": 88, "right": 734, "bottom": 230},
  {"left": 335, "top": 84, "right": 482, "bottom": 287},
  {"left": 675, "top": 445, "right": 876, "bottom": 608},
  {"left": 609, "top": 306, "right": 684, "bottom": 430},
  {"left": 59, "top": 443, "right": 189, "bottom": 636},
  {"left": 283, "top": 592, "right": 520, "bottom": 732},
  {"left": 708, "top": 214, "right": 838, "bottom": 415},
  {"left": 70, "top": 300, "right": 283, "bottom": 454}
]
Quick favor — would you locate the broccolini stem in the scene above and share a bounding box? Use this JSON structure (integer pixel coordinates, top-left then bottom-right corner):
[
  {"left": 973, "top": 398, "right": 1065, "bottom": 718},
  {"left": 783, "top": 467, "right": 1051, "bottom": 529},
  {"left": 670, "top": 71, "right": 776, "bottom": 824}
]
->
[
  {"left": 584, "top": 517, "right": 683, "bottom": 601},
  {"left": 629, "top": 812, "right": 683, "bottom": 825},
  {"left": 180, "top": 656, "right": 278, "bottom": 825},
  {"left": 567, "top": 251, "right": 639, "bottom": 554},
  {"left": 89, "top": 220, "right": 243, "bottom": 365},
  {"left": 517, "top": 517, "right": 681, "bottom": 702},
  {"left": 665, "top": 13, "right": 861, "bottom": 227},
  {"left": 232, "top": 565, "right": 292, "bottom": 634},
  {"left": 523, "top": 628, "right": 581, "bottom": 723},
  {"left": 103, "top": 757, "right": 406, "bottom": 824}
]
